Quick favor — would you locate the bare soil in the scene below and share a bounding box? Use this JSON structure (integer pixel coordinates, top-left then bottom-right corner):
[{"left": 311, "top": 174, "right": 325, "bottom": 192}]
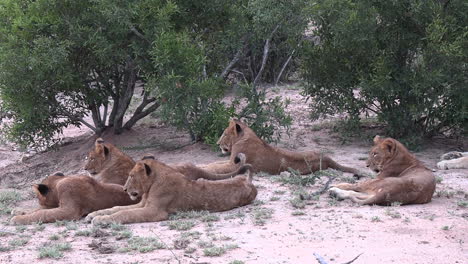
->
[{"left": 0, "top": 85, "right": 466, "bottom": 264}]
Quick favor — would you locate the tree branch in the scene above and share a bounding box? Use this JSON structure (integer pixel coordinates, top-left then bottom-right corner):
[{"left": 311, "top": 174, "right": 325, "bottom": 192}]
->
[
  {"left": 253, "top": 23, "right": 281, "bottom": 87},
  {"left": 274, "top": 49, "right": 295, "bottom": 86},
  {"left": 220, "top": 36, "right": 249, "bottom": 79}
]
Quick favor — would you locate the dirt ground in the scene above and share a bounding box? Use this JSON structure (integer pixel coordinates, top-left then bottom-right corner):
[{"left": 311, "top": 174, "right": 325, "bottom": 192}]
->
[{"left": 0, "top": 85, "right": 467, "bottom": 264}]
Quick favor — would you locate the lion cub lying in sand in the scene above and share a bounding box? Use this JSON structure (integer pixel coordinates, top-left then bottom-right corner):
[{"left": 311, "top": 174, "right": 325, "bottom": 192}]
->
[
  {"left": 10, "top": 172, "right": 136, "bottom": 224},
  {"left": 86, "top": 155, "right": 257, "bottom": 225},
  {"left": 201, "top": 119, "right": 362, "bottom": 176},
  {"left": 329, "top": 136, "right": 436, "bottom": 205},
  {"left": 437, "top": 151, "right": 468, "bottom": 170},
  {"left": 85, "top": 138, "right": 248, "bottom": 185}
]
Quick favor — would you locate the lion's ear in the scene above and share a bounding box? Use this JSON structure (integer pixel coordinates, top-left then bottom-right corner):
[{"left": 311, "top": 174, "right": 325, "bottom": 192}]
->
[
  {"left": 235, "top": 123, "right": 243, "bottom": 135},
  {"left": 34, "top": 184, "right": 49, "bottom": 196},
  {"left": 381, "top": 139, "right": 396, "bottom": 154},
  {"left": 373, "top": 135, "right": 382, "bottom": 145},
  {"left": 144, "top": 164, "right": 152, "bottom": 175},
  {"left": 103, "top": 146, "right": 109, "bottom": 156},
  {"left": 142, "top": 154, "right": 155, "bottom": 160}
]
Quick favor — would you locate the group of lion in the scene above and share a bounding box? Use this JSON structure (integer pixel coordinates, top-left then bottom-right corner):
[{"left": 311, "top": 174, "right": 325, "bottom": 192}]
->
[{"left": 11, "top": 119, "right": 466, "bottom": 225}]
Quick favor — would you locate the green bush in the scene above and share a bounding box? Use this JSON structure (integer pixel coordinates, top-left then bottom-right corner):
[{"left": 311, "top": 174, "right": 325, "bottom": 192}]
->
[{"left": 301, "top": 0, "right": 467, "bottom": 141}]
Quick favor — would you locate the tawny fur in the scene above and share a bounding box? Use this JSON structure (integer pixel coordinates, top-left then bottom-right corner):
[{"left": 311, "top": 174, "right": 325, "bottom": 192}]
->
[
  {"left": 437, "top": 152, "right": 468, "bottom": 170},
  {"left": 200, "top": 119, "right": 361, "bottom": 176},
  {"left": 329, "top": 136, "right": 436, "bottom": 205},
  {"left": 86, "top": 158, "right": 257, "bottom": 224},
  {"left": 85, "top": 138, "right": 250, "bottom": 185},
  {"left": 10, "top": 173, "right": 136, "bottom": 224},
  {"left": 84, "top": 138, "right": 136, "bottom": 185}
]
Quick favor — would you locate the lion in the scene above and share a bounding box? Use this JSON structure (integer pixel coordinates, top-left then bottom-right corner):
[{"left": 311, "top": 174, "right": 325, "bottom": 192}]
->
[
  {"left": 328, "top": 136, "right": 436, "bottom": 205},
  {"left": 84, "top": 138, "right": 136, "bottom": 185},
  {"left": 437, "top": 151, "right": 468, "bottom": 170},
  {"left": 85, "top": 138, "right": 250, "bottom": 185},
  {"left": 200, "top": 119, "right": 362, "bottom": 176},
  {"left": 85, "top": 155, "right": 257, "bottom": 225},
  {"left": 10, "top": 172, "right": 137, "bottom": 224}
]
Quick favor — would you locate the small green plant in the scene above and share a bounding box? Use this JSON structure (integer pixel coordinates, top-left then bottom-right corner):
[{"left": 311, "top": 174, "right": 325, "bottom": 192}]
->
[
  {"left": 441, "top": 225, "right": 451, "bottom": 231},
  {"left": 229, "top": 261, "right": 245, "bottom": 264},
  {"left": 9, "top": 238, "right": 29, "bottom": 247},
  {"left": 436, "top": 190, "right": 455, "bottom": 198},
  {"left": 291, "top": 211, "right": 306, "bottom": 216},
  {"left": 75, "top": 230, "right": 91, "bottom": 237},
  {"left": 169, "top": 210, "right": 209, "bottom": 220},
  {"left": 273, "top": 190, "right": 286, "bottom": 195},
  {"left": 289, "top": 198, "right": 306, "bottom": 209},
  {"left": 34, "top": 223, "right": 45, "bottom": 232},
  {"left": 385, "top": 209, "right": 402, "bottom": 219},
  {"left": 49, "top": 234, "right": 60, "bottom": 241},
  {"left": 270, "top": 196, "right": 280, "bottom": 201},
  {"left": 168, "top": 220, "right": 196, "bottom": 231},
  {"left": 252, "top": 199, "right": 265, "bottom": 206},
  {"left": 184, "top": 247, "right": 196, "bottom": 254},
  {"left": 203, "top": 246, "right": 226, "bottom": 257},
  {"left": 435, "top": 176, "right": 443, "bottom": 184},
  {"left": 38, "top": 242, "right": 71, "bottom": 259},
  {"left": 0, "top": 190, "right": 22, "bottom": 215},
  {"left": 126, "top": 236, "right": 166, "bottom": 253},
  {"left": 251, "top": 207, "right": 274, "bottom": 226},
  {"left": 457, "top": 200, "right": 468, "bottom": 208},
  {"left": 371, "top": 216, "right": 382, "bottom": 222},
  {"left": 201, "top": 214, "right": 220, "bottom": 222},
  {"left": 15, "top": 225, "right": 27, "bottom": 233}
]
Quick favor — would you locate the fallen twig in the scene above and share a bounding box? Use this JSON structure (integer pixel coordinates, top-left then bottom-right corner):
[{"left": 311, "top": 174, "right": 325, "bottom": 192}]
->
[
  {"left": 300, "top": 175, "right": 335, "bottom": 200},
  {"left": 313, "top": 253, "right": 329, "bottom": 264},
  {"left": 342, "top": 253, "right": 363, "bottom": 264}
]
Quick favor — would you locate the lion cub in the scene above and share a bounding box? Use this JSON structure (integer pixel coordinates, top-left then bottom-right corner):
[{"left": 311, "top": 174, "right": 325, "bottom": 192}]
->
[
  {"left": 10, "top": 172, "right": 136, "bottom": 224},
  {"left": 85, "top": 138, "right": 249, "bottom": 185},
  {"left": 85, "top": 155, "right": 257, "bottom": 225},
  {"left": 329, "top": 136, "right": 436, "bottom": 205}
]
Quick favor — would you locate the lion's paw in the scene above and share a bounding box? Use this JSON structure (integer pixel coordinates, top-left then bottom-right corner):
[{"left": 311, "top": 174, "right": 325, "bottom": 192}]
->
[
  {"left": 91, "top": 215, "right": 113, "bottom": 225},
  {"left": 437, "top": 161, "right": 448, "bottom": 170},
  {"left": 84, "top": 213, "right": 97, "bottom": 223},
  {"left": 328, "top": 187, "right": 345, "bottom": 201}
]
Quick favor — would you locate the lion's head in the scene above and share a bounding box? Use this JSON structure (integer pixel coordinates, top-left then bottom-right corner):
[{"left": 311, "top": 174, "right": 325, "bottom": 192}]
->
[
  {"left": 84, "top": 138, "right": 110, "bottom": 175},
  {"left": 216, "top": 119, "right": 246, "bottom": 154},
  {"left": 33, "top": 172, "right": 65, "bottom": 208},
  {"left": 123, "top": 155, "right": 155, "bottom": 201},
  {"left": 366, "top": 135, "right": 419, "bottom": 175}
]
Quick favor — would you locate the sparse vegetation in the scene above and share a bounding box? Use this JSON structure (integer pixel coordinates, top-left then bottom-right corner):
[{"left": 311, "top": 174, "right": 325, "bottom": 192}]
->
[
  {"left": 251, "top": 207, "right": 274, "bottom": 226},
  {"left": 371, "top": 216, "right": 382, "bottom": 222},
  {"left": 38, "top": 242, "right": 71, "bottom": 259},
  {"left": 0, "top": 190, "right": 22, "bottom": 215},
  {"left": 9, "top": 238, "right": 29, "bottom": 247},
  {"left": 168, "top": 220, "right": 196, "bottom": 231},
  {"left": 123, "top": 236, "right": 166, "bottom": 253}
]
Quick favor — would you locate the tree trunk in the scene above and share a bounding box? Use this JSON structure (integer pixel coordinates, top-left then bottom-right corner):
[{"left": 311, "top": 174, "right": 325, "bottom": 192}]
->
[{"left": 113, "top": 58, "right": 137, "bottom": 134}]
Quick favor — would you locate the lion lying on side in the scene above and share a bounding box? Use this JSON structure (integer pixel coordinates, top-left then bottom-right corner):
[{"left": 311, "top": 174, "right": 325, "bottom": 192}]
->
[
  {"left": 85, "top": 138, "right": 249, "bottom": 185},
  {"left": 328, "top": 136, "right": 436, "bottom": 205},
  {"left": 85, "top": 155, "right": 257, "bottom": 225},
  {"left": 437, "top": 151, "right": 468, "bottom": 170},
  {"left": 200, "top": 119, "right": 362, "bottom": 176},
  {"left": 10, "top": 172, "right": 136, "bottom": 224}
]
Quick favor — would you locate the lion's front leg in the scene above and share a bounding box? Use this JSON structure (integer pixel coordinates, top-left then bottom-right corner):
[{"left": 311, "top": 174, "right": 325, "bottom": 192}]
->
[
  {"left": 85, "top": 202, "right": 145, "bottom": 223},
  {"left": 10, "top": 207, "right": 81, "bottom": 225},
  {"left": 92, "top": 208, "right": 169, "bottom": 225}
]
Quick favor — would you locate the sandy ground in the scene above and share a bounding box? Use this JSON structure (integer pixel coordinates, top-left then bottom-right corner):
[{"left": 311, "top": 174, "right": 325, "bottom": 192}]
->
[{"left": 0, "top": 85, "right": 467, "bottom": 264}]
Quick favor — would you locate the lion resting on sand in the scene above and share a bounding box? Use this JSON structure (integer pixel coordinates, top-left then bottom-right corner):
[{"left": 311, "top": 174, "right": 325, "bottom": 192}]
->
[
  {"left": 85, "top": 138, "right": 249, "bottom": 185},
  {"left": 201, "top": 119, "right": 361, "bottom": 176},
  {"left": 329, "top": 136, "right": 436, "bottom": 205},
  {"left": 10, "top": 172, "right": 136, "bottom": 224},
  {"left": 85, "top": 155, "right": 257, "bottom": 225},
  {"left": 437, "top": 151, "right": 468, "bottom": 170}
]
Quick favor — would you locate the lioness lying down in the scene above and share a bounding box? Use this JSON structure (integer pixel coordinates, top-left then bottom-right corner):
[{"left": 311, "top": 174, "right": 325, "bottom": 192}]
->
[
  {"left": 201, "top": 119, "right": 362, "bottom": 176},
  {"left": 85, "top": 138, "right": 248, "bottom": 185},
  {"left": 85, "top": 155, "right": 257, "bottom": 225},
  {"left": 329, "top": 136, "right": 436, "bottom": 205},
  {"left": 10, "top": 172, "right": 137, "bottom": 224},
  {"left": 437, "top": 151, "right": 468, "bottom": 170}
]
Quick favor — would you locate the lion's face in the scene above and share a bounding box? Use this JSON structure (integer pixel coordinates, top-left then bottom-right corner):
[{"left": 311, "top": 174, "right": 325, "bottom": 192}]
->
[
  {"left": 33, "top": 172, "right": 65, "bottom": 208},
  {"left": 217, "top": 120, "right": 244, "bottom": 154},
  {"left": 124, "top": 162, "right": 152, "bottom": 201},
  {"left": 84, "top": 138, "right": 109, "bottom": 175},
  {"left": 366, "top": 136, "right": 396, "bottom": 173}
]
